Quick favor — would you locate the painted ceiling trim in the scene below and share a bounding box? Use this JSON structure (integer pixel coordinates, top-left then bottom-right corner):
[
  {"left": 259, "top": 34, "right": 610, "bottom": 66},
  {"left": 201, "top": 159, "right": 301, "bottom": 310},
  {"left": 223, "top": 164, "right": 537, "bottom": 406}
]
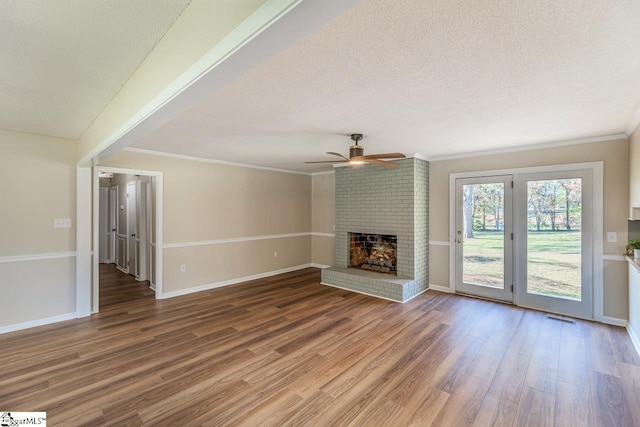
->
[
  {"left": 626, "top": 105, "right": 640, "bottom": 136},
  {"left": 79, "top": 0, "right": 304, "bottom": 167},
  {"left": 311, "top": 170, "right": 336, "bottom": 176},
  {"left": 123, "top": 147, "right": 312, "bottom": 176},
  {"left": 428, "top": 133, "right": 628, "bottom": 162},
  {"left": 126, "top": 132, "right": 627, "bottom": 175}
]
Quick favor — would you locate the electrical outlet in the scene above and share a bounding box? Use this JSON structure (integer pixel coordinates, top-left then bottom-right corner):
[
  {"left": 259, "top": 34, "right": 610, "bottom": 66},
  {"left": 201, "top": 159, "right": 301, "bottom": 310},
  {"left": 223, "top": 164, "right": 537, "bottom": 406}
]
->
[
  {"left": 607, "top": 232, "right": 617, "bottom": 243},
  {"left": 274, "top": 251, "right": 278, "bottom": 258},
  {"left": 180, "top": 264, "right": 186, "bottom": 272}
]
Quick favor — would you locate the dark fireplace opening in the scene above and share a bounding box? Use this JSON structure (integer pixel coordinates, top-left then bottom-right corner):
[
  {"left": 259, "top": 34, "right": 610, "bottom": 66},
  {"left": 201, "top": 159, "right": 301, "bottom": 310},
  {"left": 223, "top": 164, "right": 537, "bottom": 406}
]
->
[{"left": 349, "top": 233, "right": 397, "bottom": 275}]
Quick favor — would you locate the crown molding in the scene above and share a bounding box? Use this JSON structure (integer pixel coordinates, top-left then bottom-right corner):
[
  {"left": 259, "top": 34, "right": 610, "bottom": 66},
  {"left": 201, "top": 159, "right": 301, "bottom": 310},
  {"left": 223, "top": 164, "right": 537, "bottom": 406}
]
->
[
  {"left": 310, "top": 170, "right": 336, "bottom": 176},
  {"left": 123, "top": 147, "right": 312, "bottom": 176},
  {"left": 429, "top": 133, "right": 628, "bottom": 162},
  {"left": 626, "top": 104, "right": 640, "bottom": 136},
  {"left": 407, "top": 153, "right": 429, "bottom": 161}
]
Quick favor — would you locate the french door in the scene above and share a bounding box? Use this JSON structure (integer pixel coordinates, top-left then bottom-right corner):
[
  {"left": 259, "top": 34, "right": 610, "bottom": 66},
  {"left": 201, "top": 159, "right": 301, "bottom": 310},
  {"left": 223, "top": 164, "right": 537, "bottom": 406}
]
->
[
  {"left": 515, "top": 170, "right": 593, "bottom": 319},
  {"left": 454, "top": 169, "right": 594, "bottom": 319},
  {"left": 454, "top": 176, "right": 514, "bottom": 302}
]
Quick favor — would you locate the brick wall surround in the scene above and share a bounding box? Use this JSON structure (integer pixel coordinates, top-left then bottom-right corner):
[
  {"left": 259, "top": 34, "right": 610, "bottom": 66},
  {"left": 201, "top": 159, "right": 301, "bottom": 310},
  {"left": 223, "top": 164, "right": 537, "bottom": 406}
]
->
[{"left": 321, "top": 158, "right": 429, "bottom": 302}]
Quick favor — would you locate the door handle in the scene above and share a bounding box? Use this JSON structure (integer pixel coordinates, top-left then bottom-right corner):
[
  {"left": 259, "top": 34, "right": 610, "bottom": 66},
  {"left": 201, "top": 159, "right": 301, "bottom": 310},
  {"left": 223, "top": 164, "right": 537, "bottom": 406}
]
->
[
  {"left": 131, "top": 234, "right": 136, "bottom": 237},
  {"left": 112, "top": 228, "right": 116, "bottom": 232},
  {"left": 456, "top": 239, "right": 463, "bottom": 244}
]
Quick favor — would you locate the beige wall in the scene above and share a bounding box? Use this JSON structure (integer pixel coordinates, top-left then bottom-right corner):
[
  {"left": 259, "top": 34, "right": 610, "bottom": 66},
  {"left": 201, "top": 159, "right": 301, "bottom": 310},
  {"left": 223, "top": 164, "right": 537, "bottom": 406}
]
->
[
  {"left": 0, "top": 130, "right": 77, "bottom": 327},
  {"left": 630, "top": 125, "right": 640, "bottom": 211},
  {"left": 311, "top": 172, "right": 335, "bottom": 266},
  {"left": 77, "top": 0, "right": 267, "bottom": 162},
  {"left": 429, "top": 138, "right": 630, "bottom": 320},
  {"left": 100, "top": 150, "right": 311, "bottom": 293}
]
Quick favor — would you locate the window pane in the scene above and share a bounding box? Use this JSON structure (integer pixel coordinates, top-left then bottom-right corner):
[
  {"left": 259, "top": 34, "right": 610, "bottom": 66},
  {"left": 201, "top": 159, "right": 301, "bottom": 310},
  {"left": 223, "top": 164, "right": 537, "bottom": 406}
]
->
[
  {"left": 526, "top": 179, "right": 582, "bottom": 300},
  {"left": 462, "top": 183, "right": 505, "bottom": 289}
]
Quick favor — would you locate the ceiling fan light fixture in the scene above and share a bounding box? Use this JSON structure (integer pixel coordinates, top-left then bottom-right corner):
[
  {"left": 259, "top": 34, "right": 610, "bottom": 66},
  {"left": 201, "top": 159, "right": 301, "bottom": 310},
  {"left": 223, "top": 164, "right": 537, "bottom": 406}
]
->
[
  {"left": 305, "top": 132, "right": 405, "bottom": 168},
  {"left": 349, "top": 145, "right": 364, "bottom": 158}
]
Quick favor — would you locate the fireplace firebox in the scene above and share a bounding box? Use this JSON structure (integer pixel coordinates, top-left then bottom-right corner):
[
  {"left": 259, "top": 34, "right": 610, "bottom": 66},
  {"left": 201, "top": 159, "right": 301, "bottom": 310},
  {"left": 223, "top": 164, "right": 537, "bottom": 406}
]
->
[{"left": 349, "top": 233, "right": 397, "bottom": 275}]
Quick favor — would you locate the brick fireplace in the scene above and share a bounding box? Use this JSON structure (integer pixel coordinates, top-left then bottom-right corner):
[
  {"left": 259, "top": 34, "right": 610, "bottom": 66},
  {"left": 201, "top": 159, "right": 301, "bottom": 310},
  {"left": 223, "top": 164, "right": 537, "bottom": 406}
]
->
[{"left": 321, "top": 158, "right": 428, "bottom": 302}]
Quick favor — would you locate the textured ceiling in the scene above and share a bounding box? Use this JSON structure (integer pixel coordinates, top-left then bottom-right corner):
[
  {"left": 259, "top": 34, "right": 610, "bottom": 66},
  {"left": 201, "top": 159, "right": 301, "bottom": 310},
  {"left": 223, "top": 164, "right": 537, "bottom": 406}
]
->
[
  {"left": 131, "top": 0, "right": 640, "bottom": 172},
  {"left": 0, "top": 0, "right": 191, "bottom": 139}
]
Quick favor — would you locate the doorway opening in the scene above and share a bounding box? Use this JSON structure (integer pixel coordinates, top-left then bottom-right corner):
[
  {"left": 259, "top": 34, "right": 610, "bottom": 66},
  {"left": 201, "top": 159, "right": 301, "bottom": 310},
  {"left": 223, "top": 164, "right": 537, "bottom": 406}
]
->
[{"left": 94, "top": 167, "right": 163, "bottom": 314}]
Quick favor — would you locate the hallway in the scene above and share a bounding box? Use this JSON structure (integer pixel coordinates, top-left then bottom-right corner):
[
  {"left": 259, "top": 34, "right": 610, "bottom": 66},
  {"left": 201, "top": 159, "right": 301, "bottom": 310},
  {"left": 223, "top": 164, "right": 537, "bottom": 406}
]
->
[{"left": 99, "top": 263, "right": 154, "bottom": 310}]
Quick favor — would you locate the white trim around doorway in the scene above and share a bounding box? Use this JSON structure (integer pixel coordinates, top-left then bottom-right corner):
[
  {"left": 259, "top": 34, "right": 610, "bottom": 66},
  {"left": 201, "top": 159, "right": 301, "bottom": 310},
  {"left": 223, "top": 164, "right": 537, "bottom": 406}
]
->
[{"left": 93, "top": 166, "right": 164, "bottom": 313}]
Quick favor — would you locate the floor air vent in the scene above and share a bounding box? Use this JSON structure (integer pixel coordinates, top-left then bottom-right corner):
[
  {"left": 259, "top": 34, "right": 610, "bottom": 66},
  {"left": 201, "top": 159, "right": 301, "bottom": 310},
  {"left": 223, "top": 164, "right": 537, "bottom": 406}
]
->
[{"left": 547, "top": 315, "right": 575, "bottom": 324}]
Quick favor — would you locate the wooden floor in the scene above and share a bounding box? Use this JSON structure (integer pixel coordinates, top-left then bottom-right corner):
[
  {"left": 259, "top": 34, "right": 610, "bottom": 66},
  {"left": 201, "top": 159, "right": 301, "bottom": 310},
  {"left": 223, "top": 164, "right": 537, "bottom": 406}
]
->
[{"left": 1, "top": 265, "right": 640, "bottom": 426}]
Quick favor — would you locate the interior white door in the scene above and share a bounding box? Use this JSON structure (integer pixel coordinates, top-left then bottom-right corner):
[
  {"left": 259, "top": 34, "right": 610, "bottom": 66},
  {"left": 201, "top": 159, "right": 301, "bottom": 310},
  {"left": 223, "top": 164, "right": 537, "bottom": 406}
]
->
[
  {"left": 109, "top": 187, "right": 117, "bottom": 264},
  {"left": 454, "top": 175, "right": 514, "bottom": 302},
  {"left": 98, "top": 188, "right": 108, "bottom": 263},
  {"left": 126, "top": 181, "right": 137, "bottom": 277},
  {"left": 515, "top": 170, "right": 593, "bottom": 319},
  {"left": 137, "top": 179, "right": 148, "bottom": 281},
  {"left": 146, "top": 180, "right": 153, "bottom": 284}
]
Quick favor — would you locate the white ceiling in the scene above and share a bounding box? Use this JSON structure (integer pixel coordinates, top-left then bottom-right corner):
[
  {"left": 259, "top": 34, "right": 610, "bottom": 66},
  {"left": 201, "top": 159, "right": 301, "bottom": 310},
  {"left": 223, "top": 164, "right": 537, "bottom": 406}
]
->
[
  {"left": 3, "top": 0, "right": 640, "bottom": 173},
  {"left": 130, "top": 0, "right": 640, "bottom": 172},
  {"left": 0, "top": 0, "right": 191, "bottom": 139}
]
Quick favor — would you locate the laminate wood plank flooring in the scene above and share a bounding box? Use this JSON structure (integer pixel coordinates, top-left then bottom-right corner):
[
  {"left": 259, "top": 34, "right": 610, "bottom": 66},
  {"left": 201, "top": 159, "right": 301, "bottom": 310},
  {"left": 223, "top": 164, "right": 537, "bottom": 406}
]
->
[{"left": 1, "top": 264, "right": 639, "bottom": 426}]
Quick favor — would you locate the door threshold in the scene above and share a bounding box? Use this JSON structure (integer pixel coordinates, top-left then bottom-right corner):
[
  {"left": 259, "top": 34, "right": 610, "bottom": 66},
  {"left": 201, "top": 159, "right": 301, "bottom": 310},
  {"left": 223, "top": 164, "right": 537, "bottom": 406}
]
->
[{"left": 455, "top": 291, "right": 513, "bottom": 305}]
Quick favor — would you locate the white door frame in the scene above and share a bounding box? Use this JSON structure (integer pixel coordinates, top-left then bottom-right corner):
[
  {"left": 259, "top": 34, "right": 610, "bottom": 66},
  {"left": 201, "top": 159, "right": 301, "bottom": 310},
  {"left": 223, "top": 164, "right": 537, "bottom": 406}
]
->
[
  {"left": 92, "top": 166, "right": 164, "bottom": 313},
  {"left": 98, "top": 187, "right": 109, "bottom": 263},
  {"left": 126, "top": 180, "right": 138, "bottom": 277},
  {"left": 109, "top": 186, "right": 118, "bottom": 264},
  {"left": 514, "top": 169, "right": 594, "bottom": 319},
  {"left": 449, "top": 161, "right": 603, "bottom": 321},
  {"left": 136, "top": 177, "right": 149, "bottom": 282},
  {"left": 454, "top": 175, "right": 514, "bottom": 302},
  {"left": 145, "top": 180, "right": 153, "bottom": 285}
]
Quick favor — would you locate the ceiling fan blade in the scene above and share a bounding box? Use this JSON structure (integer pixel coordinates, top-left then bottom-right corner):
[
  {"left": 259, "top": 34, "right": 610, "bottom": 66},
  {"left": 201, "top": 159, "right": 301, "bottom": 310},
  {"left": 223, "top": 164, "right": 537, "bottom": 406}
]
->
[
  {"left": 367, "top": 158, "right": 398, "bottom": 168},
  {"left": 361, "top": 153, "right": 406, "bottom": 160},
  {"left": 305, "top": 160, "right": 349, "bottom": 164},
  {"left": 326, "top": 151, "right": 350, "bottom": 161}
]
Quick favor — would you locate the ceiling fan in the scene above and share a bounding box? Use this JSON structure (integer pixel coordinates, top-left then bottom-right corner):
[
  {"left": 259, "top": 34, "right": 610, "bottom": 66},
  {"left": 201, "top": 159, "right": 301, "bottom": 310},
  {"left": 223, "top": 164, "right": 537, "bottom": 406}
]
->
[{"left": 306, "top": 134, "right": 406, "bottom": 168}]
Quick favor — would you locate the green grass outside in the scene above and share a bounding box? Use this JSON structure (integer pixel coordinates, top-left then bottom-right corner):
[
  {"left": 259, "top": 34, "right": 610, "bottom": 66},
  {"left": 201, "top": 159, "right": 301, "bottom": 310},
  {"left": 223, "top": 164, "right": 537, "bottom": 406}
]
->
[{"left": 463, "top": 230, "right": 581, "bottom": 300}]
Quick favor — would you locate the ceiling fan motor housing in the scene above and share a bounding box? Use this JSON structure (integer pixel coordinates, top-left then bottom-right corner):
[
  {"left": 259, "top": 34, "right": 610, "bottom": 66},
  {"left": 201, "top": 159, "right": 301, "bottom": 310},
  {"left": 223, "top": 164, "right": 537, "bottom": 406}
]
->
[{"left": 350, "top": 145, "right": 364, "bottom": 158}]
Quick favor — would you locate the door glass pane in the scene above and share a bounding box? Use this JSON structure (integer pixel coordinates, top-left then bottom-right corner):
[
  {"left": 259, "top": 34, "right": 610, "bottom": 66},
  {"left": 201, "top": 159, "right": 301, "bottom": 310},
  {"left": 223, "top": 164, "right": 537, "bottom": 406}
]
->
[
  {"left": 462, "top": 183, "right": 505, "bottom": 288},
  {"left": 526, "top": 179, "right": 582, "bottom": 300}
]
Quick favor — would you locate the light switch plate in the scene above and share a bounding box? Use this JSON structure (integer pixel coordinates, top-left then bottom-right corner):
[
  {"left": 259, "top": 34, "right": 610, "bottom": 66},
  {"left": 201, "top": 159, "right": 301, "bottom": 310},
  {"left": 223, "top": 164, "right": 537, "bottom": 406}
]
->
[
  {"left": 54, "top": 218, "right": 72, "bottom": 229},
  {"left": 607, "top": 232, "right": 617, "bottom": 243}
]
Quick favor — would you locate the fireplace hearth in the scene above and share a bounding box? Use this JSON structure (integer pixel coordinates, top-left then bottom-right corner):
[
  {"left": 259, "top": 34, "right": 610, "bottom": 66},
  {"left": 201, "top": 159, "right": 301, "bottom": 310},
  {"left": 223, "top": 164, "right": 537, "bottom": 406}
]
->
[{"left": 349, "top": 233, "right": 397, "bottom": 275}]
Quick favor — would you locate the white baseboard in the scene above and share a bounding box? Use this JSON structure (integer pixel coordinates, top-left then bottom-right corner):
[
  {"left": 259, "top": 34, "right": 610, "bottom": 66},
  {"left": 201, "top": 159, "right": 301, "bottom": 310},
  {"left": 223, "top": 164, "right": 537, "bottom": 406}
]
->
[
  {"left": 116, "top": 266, "right": 128, "bottom": 274},
  {"left": 601, "top": 316, "right": 628, "bottom": 327},
  {"left": 310, "top": 263, "right": 331, "bottom": 268},
  {"left": 628, "top": 323, "right": 640, "bottom": 357},
  {"left": 161, "top": 264, "right": 314, "bottom": 299},
  {"left": 429, "top": 284, "right": 453, "bottom": 293},
  {"left": 0, "top": 312, "right": 77, "bottom": 335}
]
